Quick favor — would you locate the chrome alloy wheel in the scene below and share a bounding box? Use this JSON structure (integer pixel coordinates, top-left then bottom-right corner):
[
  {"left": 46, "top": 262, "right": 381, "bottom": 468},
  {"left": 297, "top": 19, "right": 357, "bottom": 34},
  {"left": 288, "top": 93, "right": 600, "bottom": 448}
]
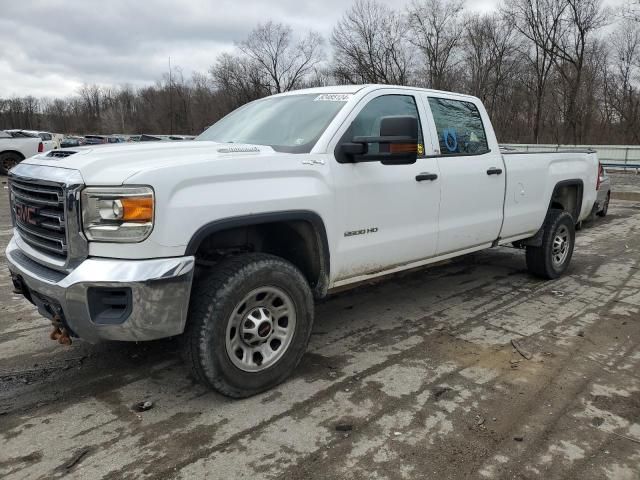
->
[
  {"left": 552, "top": 224, "right": 570, "bottom": 267},
  {"left": 225, "top": 286, "right": 296, "bottom": 372}
]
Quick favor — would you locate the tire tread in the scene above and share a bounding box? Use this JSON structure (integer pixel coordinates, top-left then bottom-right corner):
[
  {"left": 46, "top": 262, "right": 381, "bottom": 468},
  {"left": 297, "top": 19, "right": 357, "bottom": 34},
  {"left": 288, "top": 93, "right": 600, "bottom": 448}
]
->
[
  {"left": 182, "top": 253, "right": 312, "bottom": 398},
  {"left": 526, "top": 209, "right": 575, "bottom": 279}
]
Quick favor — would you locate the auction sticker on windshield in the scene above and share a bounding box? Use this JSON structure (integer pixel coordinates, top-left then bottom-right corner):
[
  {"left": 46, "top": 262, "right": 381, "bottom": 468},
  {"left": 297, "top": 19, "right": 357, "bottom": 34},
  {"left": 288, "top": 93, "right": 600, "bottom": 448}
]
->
[{"left": 314, "top": 94, "right": 353, "bottom": 102}]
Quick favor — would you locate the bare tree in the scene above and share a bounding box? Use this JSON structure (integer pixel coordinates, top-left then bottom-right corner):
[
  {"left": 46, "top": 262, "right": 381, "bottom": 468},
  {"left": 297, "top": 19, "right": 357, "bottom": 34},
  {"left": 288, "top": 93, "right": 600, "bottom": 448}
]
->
[
  {"left": 623, "top": 0, "right": 640, "bottom": 21},
  {"left": 190, "top": 72, "right": 224, "bottom": 133},
  {"left": 331, "top": 0, "right": 412, "bottom": 85},
  {"left": 406, "top": 0, "right": 465, "bottom": 90},
  {"left": 238, "top": 21, "right": 324, "bottom": 94},
  {"left": 463, "top": 12, "right": 520, "bottom": 120},
  {"left": 503, "top": 0, "right": 567, "bottom": 143},
  {"left": 603, "top": 20, "right": 640, "bottom": 142},
  {"left": 3, "top": 4, "right": 640, "bottom": 146},
  {"left": 552, "top": 0, "right": 608, "bottom": 143},
  {"left": 210, "top": 53, "right": 269, "bottom": 108}
]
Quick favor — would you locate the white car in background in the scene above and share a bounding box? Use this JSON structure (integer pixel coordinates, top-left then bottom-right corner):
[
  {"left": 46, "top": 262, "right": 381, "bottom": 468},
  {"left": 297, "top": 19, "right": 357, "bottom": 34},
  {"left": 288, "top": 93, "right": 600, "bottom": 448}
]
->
[
  {"left": 0, "top": 130, "right": 44, "bottom": 174},
  {"left": 6, "top": 130, "right": 58, "bottom": 151}
]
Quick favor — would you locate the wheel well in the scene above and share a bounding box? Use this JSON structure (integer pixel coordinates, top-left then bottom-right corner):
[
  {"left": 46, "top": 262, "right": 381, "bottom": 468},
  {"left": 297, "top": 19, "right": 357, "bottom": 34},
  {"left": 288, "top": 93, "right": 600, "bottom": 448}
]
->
[
  {"left": 519, "top": 180, "right": 584, "bottom": 248},
  {"left": 0, "top": 150, "right": 26, "bottom": 160},
  {"left": 190, "top": 217, "right": 329, "bottom": 298},
  {"left": 550, "top": 181, "right": 583, "bottom": 221}
]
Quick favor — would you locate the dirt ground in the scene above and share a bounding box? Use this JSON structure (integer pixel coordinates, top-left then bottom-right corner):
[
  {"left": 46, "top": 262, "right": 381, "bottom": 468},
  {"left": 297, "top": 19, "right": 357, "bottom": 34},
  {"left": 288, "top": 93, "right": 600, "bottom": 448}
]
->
[
  {"left": 1, "top": 186, "right": 640, "bottom": 479},
  {"left": 609, "top": 170, "right": 640, "bottom": 196}
]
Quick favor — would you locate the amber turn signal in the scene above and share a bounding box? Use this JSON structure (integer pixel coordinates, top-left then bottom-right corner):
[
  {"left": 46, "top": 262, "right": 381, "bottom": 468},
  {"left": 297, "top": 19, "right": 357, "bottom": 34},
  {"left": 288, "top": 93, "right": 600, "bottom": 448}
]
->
[
  {"left": 390, "top": 143, "right": 418, "bottom": 154},
  {"left": 121, "top": 197, "right": 153, "bottom": 222}
]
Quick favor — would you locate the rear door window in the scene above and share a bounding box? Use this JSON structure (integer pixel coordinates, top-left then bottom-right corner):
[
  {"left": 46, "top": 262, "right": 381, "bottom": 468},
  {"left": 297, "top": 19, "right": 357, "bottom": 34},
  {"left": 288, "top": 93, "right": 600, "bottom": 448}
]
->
[{"left": 427, "top": 97, "right": 489, "bottom": 156}]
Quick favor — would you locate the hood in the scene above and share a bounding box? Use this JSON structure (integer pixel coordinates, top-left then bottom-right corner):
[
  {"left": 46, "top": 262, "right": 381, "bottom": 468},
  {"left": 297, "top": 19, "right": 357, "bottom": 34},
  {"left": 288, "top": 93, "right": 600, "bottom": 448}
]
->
[{"left": 23, "top": 141, "right": 276, "bottom": 185}]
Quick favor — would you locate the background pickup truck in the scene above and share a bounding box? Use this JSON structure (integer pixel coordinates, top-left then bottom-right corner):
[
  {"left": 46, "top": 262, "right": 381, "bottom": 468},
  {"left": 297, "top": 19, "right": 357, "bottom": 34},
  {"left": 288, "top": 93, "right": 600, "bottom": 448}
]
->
[
  {"left": 0, "top": 130, "right": 44, "bottom": 174},
  {"left": 6, "top": 129, "right": 59, "bottom": 151},
  {"left": 5, "top": 85, "right": 599, "bottom": 398}
]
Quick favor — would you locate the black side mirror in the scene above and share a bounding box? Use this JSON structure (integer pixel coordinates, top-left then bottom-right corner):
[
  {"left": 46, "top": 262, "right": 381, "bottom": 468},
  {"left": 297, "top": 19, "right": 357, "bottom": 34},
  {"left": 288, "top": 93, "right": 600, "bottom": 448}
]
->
[{"left": 338, "top": 115, "right": 419, "bottom": 165}]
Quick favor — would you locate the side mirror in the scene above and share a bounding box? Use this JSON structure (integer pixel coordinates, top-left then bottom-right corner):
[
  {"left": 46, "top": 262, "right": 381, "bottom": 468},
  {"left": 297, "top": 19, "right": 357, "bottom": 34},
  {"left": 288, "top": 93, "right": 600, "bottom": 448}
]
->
[{"left": 339, "top": 115, "right": 419, "bottom": 165}]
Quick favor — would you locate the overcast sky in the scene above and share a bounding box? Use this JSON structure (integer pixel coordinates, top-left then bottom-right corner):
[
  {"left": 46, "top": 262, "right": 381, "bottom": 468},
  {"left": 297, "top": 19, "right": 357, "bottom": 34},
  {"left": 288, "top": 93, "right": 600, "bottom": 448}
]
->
[{"left": 0, "top": 0, "right": 626, "bottom": 99}]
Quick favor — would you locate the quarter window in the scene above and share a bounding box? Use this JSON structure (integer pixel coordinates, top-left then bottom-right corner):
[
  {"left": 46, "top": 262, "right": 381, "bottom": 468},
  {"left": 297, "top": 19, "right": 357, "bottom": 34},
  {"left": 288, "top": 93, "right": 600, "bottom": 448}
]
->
[{"left": 428, "top": 98, "right": 489, "bottom": 156}]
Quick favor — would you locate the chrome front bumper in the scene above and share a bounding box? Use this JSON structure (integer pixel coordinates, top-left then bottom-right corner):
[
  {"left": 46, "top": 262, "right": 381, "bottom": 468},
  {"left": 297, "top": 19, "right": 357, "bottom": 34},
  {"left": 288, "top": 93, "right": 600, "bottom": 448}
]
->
[{"left": 6, "top": 237, "right": 195, "bottom": 343}]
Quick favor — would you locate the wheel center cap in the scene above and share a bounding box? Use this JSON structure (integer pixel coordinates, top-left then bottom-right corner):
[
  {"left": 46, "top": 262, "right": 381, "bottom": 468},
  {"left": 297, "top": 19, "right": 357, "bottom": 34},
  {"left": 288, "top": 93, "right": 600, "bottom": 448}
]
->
[{"left": 258, "top": 321, "right": 272, "bottom": 337}]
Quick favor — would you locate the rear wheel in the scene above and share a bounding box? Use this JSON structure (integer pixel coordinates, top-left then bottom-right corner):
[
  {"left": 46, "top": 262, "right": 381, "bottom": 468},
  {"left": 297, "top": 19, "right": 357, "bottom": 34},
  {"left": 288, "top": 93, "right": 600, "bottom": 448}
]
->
[
  {"left": 182, "top": 253, "right": 314, "bottom": 398},
  {"left": 526, "top": 209, "right": 575, "bottom": 279},
  {"left": 0, "top": 152, "right": 23, "bottom": 175},
  {"left": 597, "top": 192, "right": 610, "bottom": 217}
]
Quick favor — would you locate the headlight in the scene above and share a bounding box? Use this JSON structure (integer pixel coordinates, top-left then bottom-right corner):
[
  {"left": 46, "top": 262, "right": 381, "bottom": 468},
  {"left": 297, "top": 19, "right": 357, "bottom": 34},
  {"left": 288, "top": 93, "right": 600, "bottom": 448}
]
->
[{"left": 81, "top": 186, "right": 154, "bottom": 242}]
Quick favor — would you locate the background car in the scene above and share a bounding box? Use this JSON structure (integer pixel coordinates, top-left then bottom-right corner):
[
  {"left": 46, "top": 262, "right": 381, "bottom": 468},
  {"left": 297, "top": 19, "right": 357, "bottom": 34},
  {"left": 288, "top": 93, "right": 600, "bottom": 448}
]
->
[
  {"left": 139, "top": 134, "right": 163, "bottom": 141},
  {"left": 138, "top": 134, "right": 194, "bottom": 141},
  {"left": 84, "top": 135, "right": 109, "bottom": 145},
  {"left": 60, "top": 136, "right": 84, "bottom": 148}
]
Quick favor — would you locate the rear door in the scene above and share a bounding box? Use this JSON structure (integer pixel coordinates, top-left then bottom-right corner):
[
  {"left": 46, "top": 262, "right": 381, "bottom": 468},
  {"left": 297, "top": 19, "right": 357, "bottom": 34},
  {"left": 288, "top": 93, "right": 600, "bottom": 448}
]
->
[{"left": 421, "top": 95, "right": 505, "bottom": 255}]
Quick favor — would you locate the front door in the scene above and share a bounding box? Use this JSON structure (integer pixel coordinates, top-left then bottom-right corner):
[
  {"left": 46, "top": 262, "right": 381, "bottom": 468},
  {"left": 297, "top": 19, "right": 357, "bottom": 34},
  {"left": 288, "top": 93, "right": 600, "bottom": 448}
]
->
[{"left": 330, "top": 91, "right": 441, "bottom": 282}]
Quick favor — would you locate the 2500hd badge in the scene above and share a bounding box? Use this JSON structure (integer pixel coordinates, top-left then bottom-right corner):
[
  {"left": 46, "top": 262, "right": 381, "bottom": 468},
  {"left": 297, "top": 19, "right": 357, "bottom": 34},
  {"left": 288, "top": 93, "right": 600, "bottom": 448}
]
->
[{"left": 344, "top": 227, "right": 379, "bottom": 237}]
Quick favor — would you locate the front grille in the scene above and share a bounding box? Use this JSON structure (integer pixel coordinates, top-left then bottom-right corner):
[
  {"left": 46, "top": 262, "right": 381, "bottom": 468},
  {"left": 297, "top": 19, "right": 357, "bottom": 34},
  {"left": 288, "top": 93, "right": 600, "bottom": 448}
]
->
[
  {"left": 9, "top": 177, "right": 67, "bottom": 259},
  {"left": 47, "top": 150, "right": 77, "bottom": 158}
]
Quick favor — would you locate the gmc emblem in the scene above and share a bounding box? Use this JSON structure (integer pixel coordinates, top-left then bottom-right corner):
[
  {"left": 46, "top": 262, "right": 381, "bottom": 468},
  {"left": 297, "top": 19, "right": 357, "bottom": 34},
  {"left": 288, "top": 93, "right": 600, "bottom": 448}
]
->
[{"left": 14, "top": 203, "right": 38, "bottom": 226}]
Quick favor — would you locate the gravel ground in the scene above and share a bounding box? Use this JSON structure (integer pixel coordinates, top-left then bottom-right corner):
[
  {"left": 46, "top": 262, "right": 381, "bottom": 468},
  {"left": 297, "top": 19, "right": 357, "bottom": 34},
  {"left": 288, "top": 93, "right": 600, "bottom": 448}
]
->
[
  {"left": 1, "top": 186, "right": 640, "bottom": 479},
  {"left": 608, "top": 170, "right": 640, "bottom": 195}
]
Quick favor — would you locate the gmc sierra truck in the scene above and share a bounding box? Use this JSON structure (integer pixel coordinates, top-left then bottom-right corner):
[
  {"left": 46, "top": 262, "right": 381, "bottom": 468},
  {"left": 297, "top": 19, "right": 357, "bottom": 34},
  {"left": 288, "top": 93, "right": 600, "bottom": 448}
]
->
[{"left": 5, "top": 85, "right": 600, "bottom": 397}]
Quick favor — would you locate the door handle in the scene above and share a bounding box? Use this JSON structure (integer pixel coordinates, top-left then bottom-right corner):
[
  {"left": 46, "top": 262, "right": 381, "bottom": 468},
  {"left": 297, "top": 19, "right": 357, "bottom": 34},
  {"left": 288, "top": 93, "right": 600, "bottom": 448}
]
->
[
  {"left": 487, "top": 167, "right": 503, "bottom": 176},
  {"left": 416, "top": 172, "right": 438, "bottom": 182}
]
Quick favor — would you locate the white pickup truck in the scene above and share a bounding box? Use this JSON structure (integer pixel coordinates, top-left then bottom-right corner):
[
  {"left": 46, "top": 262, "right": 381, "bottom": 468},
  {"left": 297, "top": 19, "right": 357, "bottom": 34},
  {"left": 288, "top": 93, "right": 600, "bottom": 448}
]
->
[
  {"left": 0, "top": 130, "right": 45, "bottom": 174},
  {"left": 6, "top": 130, "right": 58, "bottom": 151},
  {"left": 5, "top": 85, "right": 599, "bottom": 397}
]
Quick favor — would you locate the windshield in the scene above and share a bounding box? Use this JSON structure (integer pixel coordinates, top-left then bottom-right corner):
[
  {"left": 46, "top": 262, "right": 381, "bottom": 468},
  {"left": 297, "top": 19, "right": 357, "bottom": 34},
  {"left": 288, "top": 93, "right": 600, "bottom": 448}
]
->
[{"left": 196, "top": 93, "right": 351, "bottom": 153}]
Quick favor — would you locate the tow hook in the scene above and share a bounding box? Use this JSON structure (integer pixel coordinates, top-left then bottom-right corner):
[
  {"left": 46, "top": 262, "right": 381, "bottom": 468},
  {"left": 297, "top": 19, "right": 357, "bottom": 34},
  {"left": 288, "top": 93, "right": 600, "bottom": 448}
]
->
[
  {"left": 49, "top": 315, "right": 72, "bottom": 346},
  {"left": 10, "top": 274, "right": 23, "bottom": 295}
]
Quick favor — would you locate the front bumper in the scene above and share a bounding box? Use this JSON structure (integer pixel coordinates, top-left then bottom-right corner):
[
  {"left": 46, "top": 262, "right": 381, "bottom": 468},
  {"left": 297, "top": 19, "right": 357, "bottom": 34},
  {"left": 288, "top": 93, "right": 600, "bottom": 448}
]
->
[{"left": 6, "top": 237, "right": 195, "bottom": 343}]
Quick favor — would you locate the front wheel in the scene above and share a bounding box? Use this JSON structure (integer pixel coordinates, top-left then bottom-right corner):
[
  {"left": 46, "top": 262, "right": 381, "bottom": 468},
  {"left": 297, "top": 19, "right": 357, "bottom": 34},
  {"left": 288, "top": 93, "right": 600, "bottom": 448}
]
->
[
  {"left": 526, "top": 209, "right": 575, "bottom": 279},
  {"left": 182, "top": 253, "right": 314, "bottom": 398},
  {"left": 0, "top": 152, "right": 23, "bottom": 175}
]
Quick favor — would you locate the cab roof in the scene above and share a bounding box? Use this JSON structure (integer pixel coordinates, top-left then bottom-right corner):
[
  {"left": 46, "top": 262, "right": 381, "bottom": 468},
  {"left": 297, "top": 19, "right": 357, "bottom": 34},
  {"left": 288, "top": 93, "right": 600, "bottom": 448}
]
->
[{"left": 274, "top": 84, "right": 478, "bottom": 102}]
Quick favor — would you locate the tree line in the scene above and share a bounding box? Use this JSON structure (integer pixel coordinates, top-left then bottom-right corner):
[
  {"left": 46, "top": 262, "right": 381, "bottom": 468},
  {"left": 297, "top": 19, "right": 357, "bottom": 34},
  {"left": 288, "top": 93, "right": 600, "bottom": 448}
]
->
[{"left": 2, "top": 0, "right": 640, "bottom": 145}]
